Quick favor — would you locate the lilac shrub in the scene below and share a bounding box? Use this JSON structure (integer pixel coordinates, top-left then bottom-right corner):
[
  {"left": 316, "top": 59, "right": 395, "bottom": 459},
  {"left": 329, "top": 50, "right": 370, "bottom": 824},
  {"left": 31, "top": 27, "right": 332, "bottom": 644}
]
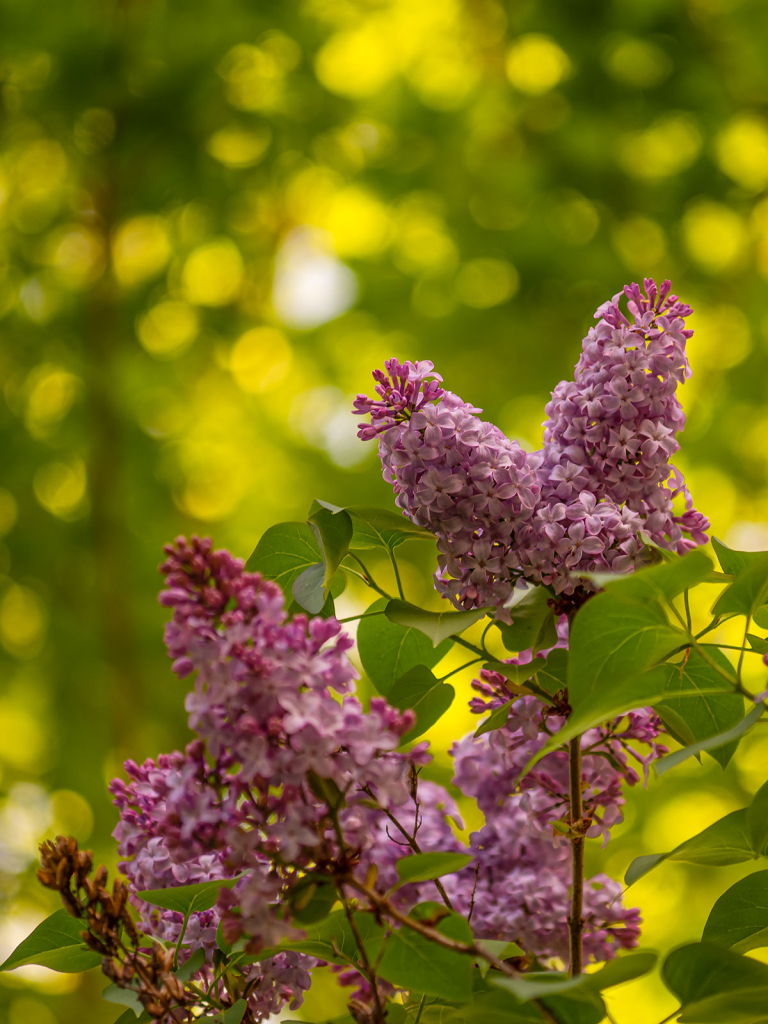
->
[{"left": 21, "top": 277, "right": 764, "bottom": 1024}]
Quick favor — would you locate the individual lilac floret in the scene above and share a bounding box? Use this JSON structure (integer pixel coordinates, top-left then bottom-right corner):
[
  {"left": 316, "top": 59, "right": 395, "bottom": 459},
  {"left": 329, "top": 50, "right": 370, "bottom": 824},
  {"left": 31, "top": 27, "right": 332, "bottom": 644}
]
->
[{"left": 353, "top": 279, "right": 710, "bottom": 603}]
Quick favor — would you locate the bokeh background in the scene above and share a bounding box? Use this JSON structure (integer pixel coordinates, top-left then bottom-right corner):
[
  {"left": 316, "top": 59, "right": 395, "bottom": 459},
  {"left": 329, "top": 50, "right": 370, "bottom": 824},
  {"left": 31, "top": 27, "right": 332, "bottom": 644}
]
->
[{"left": 2, "top": 0, "right": 768, "bottom": 1021}]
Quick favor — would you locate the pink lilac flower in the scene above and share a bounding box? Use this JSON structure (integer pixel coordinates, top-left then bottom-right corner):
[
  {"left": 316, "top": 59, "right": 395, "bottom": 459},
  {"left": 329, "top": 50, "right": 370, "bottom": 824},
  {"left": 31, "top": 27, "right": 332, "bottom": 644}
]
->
[
  {"left": 111, "top": 537, "right": 427, "bottom": 1020},
  {"left": 353, "top": 280, "right": 710, "bottom": 606}
]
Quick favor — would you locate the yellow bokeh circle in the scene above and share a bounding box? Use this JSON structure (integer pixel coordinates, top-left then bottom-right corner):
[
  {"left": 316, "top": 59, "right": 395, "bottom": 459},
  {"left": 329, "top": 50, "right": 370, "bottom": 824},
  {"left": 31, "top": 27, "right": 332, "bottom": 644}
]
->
[
  {"left": 182, "top": 237, "right": 244, "bottom": 306},
  {"left": 230, "top": 326, "right": 293, "bottom": 393},
  {"left": 137, "top": 300, "right": 199, "bottom": 358},
  {"left": 506, "top": 34, "right": 571, "bottom": 95}
]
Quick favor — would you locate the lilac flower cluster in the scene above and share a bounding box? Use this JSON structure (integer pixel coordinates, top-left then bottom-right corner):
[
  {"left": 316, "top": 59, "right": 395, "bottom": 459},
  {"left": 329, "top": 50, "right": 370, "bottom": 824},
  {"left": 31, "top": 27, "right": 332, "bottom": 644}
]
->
[
  {"left": 353, "top": 279, "right": 710, "bottom": 605},
  {"left": 111, "top": 537, "right": 424, "bottom": 1021},
  {"left": 352, "top": 679, "right": 665, "bottom": 965},
  {"left": 441, "top": 688, "right": 668, "bottom": 962}
]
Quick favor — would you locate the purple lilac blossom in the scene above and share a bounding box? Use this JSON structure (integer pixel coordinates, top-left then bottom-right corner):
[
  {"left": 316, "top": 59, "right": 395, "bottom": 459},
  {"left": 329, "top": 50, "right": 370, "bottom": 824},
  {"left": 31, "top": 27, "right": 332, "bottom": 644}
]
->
[
  {"left": 353, "top": 279, "right": 710, "bottom": 606},
  {"left": 111, "top": 537, "right": 425, "bottom": 1021}
]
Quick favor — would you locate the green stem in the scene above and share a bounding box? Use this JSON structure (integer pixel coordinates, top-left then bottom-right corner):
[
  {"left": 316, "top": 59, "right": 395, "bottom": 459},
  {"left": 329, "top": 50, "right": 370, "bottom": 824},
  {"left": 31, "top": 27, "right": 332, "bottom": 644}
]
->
[
  {"left": 414, "top": 994, "right": 427, "bottom": 1024},
  {"left": 684, "top": 589, "right": 692, "bottom": 633},
  {"left": 173, "top": 908, "right": 192, "bottom": 970},
  {"left": 737, "top": 616, "right": 752, "bottom": 684},
  {"left": 439, "top": 657, "right": 483, "bottom": 681},
  {"left": 337, "top": 609, "right": 387, "bottom": 624},
  {"left": 345, "top": 553, "right": 393, "bottom": 601},
  {"left": 389, "top": 547, "right": 405, "bottom": 600},
  {"left": 452, "top": 635, "right": 486, "bottom": 657}
]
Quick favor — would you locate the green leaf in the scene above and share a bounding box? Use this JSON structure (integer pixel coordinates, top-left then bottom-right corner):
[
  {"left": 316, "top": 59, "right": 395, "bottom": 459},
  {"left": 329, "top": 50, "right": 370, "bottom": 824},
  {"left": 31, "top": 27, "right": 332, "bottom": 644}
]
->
[
  {"left": 712, "top": 537, "right": 765, "bottom": 577},
  {"left": 279, "top": 909, "right": 385, "bottom": 967},
  {"left": 526, "top": 665, "right": 673, "bottom": 769},
  {"left": 376, "top": 902, "right": 473, "bottom": 1002},
  {"left": 386, "top": 665, "right": 455, "bottom": 742},
  {"left": 136, "top": 875, "right": 243, "bottom": 915},
  {"left": 175, "top": 946, "right": 206, "bottom": 982},
  {"left": 662, "top": 941, "right": 768, "bottom": 1023},
  {"left": 497, "top": 587, "right": 557, "bottom": 654},
  {"left": 346, "top": 506, "right": 434, "bottom": 550},
  {"left": 482, "top": 659, "right": 548, "bottom": 690},
  {"left": 357, "top": 597, "right": 452, "bottom": 695},
  {"left": 385, "top": 600, "right": 487, "bottom": 647},
  {"left": 625, "top": 808, "right": 756, "bottom": 886},
  {"left": 748, "top": 633, "right": 768, "bottom": 654},
  {"left": 289, "top": 875, "right": 338, "bottom": 924},
  {"left": 307, "top": 771, "right": 346, "bottom": 810},
  {"left": 395, "top": 852, "right": 474, "bottom": 886},
  {"left": 102, "top": 984, "right": 145, "bottom": 1016},
  {"left": 534, "top": 648, "right": 568, "bottom": 696},
  {"left": 655, "top": 649, "right": 746, "bottom": 769},
  {"left": 624, "top": 854, "right": 668, "bottom": 887},
  {"left": 247, "top": 522, "right": 321, "bottom": 595},
  {"left": 308, "top": 504, "right": 353, "bottom": 591},
  {"left": 491, "top": 950, "right": 657, "bottom": 1002},
  {"left": 113, "top": 1012, "right": 152, "bottom": 1024},
  {"left": 292, "top": 562, "right": 326, "bottom": 614},
  {"left": 0, "top": 909, "right": 102, "bottom": 973},
  {"left": 702, "top": 870, "right": 768, "bottom": 953},
  {"left": 222, "top": 1000, "right": 247, "bottom": 1024},
  {"left": 568, "top": 587, "right": 685, "bottom": 710},
  {"left": 748, "top": 780, "right": 768, "bottom": 855},
  {"left": 474, "top": 700, "right": 514, "bottom": 738},
  {"left": 655, "top": 703, "right": 764, "bottom": 776},
  {"left": 713, "top": 552, "right": 768, "bottom": 619}
]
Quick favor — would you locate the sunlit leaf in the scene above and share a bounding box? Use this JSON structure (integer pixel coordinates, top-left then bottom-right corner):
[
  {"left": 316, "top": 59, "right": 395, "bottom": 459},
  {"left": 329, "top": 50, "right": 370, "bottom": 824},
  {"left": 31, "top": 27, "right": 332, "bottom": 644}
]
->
[
  {"left": 712, "top": 552, "right": 768, "bottom": 619},
  {"left": 376, "top": 902, "right": 473, "bottom": 1002},
  {"left": 655, "top": 703, "right": 764, "bottom": 776},
  {"left": 357, "top": 597, "right": 451, "bottom": 694},
  {"left": 662, "top": 942, "right": 768, "bottom": 1023},
  {"left": 655, "top": 649, "right": 745, "bottom": 769},
  {"left": 625, "top": 808, "right": 756, "bottom": 886},
  {"left": 136, "top": 875, "right": 244, "bottom": 915},
  {"left": 395, "top": 851, "right": 474, "bottom": 886},
  {"left": 386, "top": 665, "right": 455, "bottom": 742},
  {"left": 247, "top": 522, "right": 321, "bottom": 595},
  {"left": 385, "top": 600, "right": 487, "bottom": 647},
  {"left": 702, "top": 871, "right": 768, "bottom": 953},
  {"left": 0, "top": 909, "right": 101, "bottom": 973}
]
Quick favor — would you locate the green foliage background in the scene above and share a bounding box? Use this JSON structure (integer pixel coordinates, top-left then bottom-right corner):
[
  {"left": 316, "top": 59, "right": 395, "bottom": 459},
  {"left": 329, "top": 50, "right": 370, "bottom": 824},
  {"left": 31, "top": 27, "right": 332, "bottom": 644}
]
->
[{"left": 2, "top": 0, "right": 768, "bottom": 1021}]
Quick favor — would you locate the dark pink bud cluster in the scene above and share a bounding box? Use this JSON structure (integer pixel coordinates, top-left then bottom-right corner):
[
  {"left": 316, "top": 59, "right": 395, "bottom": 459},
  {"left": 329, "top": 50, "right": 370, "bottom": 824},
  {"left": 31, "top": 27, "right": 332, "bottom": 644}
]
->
[{"left": 353, "top": 358, "right": 445, "bottom": 440}]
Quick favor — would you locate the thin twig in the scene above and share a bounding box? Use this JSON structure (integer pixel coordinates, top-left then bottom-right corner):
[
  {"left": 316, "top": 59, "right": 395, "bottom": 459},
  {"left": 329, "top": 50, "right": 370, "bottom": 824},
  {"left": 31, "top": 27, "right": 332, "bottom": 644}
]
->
[{"left": 363, "top": 788, "right": 453, "bottom": 910}]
